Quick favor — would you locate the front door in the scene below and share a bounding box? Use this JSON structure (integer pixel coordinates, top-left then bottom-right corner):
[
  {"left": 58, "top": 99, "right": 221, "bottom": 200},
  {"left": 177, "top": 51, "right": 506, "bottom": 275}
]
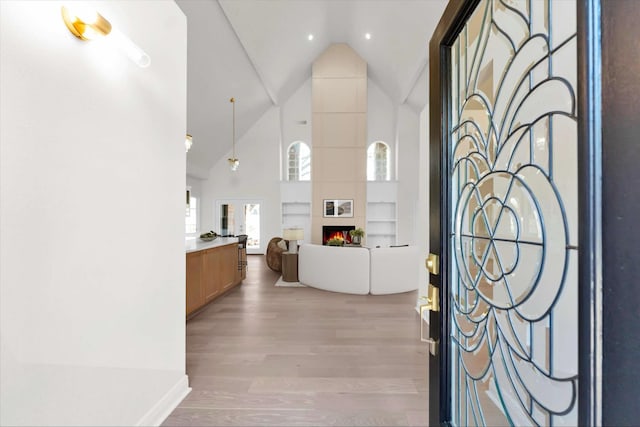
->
[{"left": 428, "top": 0, "right": 599, "bottom": 425}]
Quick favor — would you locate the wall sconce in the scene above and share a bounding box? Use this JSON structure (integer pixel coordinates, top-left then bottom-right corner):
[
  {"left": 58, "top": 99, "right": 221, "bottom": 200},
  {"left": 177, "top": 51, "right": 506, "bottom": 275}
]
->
[
  {"left": 283, "top": 228, "right": 304, "bottom": 254},
  {"left": 228, "top": 97, "right": 239, "bottom": 171},
  {"left": 185, "top": 134, "right": 193, "bottom": 153},
  {"left": 61, "top": 4, "right": 150, "bottom": 68}
]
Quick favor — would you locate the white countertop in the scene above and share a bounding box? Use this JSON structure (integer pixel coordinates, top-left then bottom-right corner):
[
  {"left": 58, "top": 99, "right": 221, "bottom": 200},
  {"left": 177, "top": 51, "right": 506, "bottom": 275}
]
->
[{"left": 185, "top": 237, "right": 239, "bottom": 253}]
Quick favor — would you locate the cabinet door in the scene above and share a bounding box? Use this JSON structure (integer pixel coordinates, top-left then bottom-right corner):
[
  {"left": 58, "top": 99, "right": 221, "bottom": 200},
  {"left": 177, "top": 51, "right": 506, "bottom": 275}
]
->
[
  {"left": 186, "top": 252, "right": 204, "bottom": 316},
  {"left": 202, "top": 248, "right": 221, "bottom": 302},
  {"left": 220, "top": 244, "right": 238, "bottom": 291}
]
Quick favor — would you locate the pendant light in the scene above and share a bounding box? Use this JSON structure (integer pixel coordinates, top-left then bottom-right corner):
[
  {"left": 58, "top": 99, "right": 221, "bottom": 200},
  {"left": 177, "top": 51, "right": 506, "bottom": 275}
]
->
[{"left": 228, "top": 97, "right": 239, "bottom": 171}]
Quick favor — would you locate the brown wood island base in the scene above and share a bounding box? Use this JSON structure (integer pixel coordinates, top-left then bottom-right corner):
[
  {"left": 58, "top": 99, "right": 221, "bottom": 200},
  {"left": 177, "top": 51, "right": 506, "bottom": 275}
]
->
[{"left": 185, "top": 238, "right": 246, "bottom": 318}]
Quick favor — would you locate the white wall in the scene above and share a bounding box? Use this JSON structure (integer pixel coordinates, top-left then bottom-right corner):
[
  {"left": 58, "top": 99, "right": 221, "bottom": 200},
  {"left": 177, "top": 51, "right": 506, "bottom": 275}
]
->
[
  {"left": 0, "top": 1, "right": 189, "bottom": 425},
  {"left": 396, "top": 104, "right": 421, "bottom": 246},
  {"left": 187, "top": 176, "right": 203, "bottom": 234},
  {"left": 201, "top": 106, "right": 282, "bottom": 252},
  {"left": 187, "top": 176, "right": 204, "bottom": 199},
  {"left": 199, "top": 71, "right": 421, "bottom": 253},
  {"left": 368, "top": 79, "right": 397, "bottom": 178},
  {"left": 281, "top": 78, "right": 312, "bottom": 179}
]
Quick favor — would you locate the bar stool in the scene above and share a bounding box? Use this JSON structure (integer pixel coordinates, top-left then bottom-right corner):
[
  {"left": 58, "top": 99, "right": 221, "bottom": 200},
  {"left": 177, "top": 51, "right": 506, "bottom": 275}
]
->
[{"left": 236, "top": 234, "right": 248, "bottom": 273}]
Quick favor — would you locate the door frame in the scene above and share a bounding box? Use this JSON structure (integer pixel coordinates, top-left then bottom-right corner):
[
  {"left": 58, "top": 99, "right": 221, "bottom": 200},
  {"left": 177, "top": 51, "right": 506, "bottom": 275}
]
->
[
  {"left": 215, "top": 198, "right": 264, "bottom": 254},
  {"left": 427, "top": 0, "right": 602, "bottom": 425}
]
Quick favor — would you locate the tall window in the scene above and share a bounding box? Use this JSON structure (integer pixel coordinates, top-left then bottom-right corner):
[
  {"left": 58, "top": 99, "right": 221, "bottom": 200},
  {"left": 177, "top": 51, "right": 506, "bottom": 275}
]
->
[
  {"left": 367, "top": 141, "right": 390, "bottom": 181},
  {"left": 287, "top": 141, "right": 311, "bottom": 181},
  {"left": 185, "top": 196, "right": 198, "bottom": 235}
]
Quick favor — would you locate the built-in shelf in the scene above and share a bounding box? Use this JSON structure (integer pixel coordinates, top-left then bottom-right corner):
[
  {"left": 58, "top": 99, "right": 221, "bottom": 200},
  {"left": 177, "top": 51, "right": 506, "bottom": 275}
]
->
[
  {"left": 282, "top": 202, "right": 310, "bottom": 221},
  {"left": 280, "top": 182, "right": 312, "bottom": 242},
  {"left": 366, "top": 199, "right": 397, "bottom": 248},
  {"left": 282, "top": 201, "right": 311, "bottom": 242}
]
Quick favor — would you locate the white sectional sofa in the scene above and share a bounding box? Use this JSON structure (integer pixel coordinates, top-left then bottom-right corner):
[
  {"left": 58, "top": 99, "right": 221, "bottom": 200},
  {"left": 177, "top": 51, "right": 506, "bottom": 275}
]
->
[
  {"left": 297, "top": 243, "right": 419, "bottom": 295},
  {"left": 369, "top": 245, "right": 420, "bottom": 295},
  {"left": 298, "top": 244, "right": 370, "bottom": 294}
]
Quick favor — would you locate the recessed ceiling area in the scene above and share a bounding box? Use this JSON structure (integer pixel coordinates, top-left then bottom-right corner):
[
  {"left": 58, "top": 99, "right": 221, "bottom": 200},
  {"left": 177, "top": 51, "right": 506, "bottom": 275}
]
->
[{"left": 176, "top": 0, "right": 447, "bottom": 172}]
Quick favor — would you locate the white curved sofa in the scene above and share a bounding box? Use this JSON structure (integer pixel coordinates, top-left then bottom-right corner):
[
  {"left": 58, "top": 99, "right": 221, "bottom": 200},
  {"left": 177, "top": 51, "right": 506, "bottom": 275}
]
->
[
  {"left": 298, "top": 244, "right": 419, "bottom": 295},
  {"left": 298, "top": 244, "right": 370, "bottom": 294},
  {"left": 369, "top": 245, "right": 420, "bottom": 295}
]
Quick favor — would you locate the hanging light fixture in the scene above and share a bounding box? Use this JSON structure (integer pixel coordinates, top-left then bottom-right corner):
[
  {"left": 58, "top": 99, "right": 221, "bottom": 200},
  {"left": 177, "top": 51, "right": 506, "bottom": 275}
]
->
[{"left": 228, "top": 97, "right": 239, "bottom": 171}]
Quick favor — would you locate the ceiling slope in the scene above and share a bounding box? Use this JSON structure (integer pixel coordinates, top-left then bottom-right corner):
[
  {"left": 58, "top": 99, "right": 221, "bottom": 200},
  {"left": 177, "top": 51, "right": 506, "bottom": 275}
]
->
[
  {"left": 180, "top": 0, "right": 447, "bottom": 172},
  {"left": 219, "top": 0, "right": 446, "bottom": 106},
  {"left": 177, "top": 0, "right": 273, "bottom": 172}
]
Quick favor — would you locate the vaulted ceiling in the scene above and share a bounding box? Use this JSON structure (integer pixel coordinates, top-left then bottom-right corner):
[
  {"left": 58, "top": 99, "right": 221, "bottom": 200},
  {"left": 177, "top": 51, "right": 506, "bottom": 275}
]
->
[{"left": 176, "top": 0, "right": 447, "bottom": 174}]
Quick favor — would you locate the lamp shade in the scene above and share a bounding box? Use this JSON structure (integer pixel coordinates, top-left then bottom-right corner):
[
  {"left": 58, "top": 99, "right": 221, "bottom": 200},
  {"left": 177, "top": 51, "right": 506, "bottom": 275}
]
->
[{"left": 283, "top": 228, "right": 304, "bottom": 241}]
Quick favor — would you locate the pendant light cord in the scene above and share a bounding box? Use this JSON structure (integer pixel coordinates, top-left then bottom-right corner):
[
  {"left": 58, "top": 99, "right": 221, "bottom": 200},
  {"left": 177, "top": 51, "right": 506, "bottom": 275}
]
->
[{"left": 230, "top": 97, "right": 235, "bottom": 158}]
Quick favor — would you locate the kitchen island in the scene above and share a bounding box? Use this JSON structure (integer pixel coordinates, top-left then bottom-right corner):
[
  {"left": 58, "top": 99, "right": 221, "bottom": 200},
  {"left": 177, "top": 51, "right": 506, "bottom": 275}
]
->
[{"left": 185, "top": 237, "right": 245, "bottom": 318}]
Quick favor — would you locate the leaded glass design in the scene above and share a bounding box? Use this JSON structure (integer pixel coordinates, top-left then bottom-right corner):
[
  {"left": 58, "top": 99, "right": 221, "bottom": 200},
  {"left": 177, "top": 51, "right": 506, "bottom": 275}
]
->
[{"left": 449, "top": 0, "right": 578, "bottom": 425}]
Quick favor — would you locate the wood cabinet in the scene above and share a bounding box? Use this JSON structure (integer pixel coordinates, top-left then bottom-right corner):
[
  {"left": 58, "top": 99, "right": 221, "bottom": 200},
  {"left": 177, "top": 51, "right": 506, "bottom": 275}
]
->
[
  {"left": 186, "top": 251, "right": 203, "bottom": 315},
  {"left": 220, "top": 244, "right": 237, "bottom": 292},
  {"left": 202, "top": 248, "right": 221, "bottom": 302},
  {"left": 186, "top": 242, "right": 244, "bottom": 318}
]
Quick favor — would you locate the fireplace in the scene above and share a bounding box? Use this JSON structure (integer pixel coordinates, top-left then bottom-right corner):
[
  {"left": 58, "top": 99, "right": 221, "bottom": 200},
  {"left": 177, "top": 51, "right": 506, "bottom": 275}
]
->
[{"left": 322, "top": 225, "right": 355, "bottom": 245}]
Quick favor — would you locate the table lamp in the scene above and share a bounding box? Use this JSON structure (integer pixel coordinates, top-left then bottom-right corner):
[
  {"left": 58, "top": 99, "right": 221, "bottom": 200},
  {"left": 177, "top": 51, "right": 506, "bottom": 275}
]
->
[{"left": 283, "top": 228, "right": 304, "bottom": 254}]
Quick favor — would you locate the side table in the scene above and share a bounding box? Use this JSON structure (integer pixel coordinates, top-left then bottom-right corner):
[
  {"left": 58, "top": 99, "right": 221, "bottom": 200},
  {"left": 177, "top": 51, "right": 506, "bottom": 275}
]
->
[{"left": 281, "top": 252, "right": 299, "bottom": 282}]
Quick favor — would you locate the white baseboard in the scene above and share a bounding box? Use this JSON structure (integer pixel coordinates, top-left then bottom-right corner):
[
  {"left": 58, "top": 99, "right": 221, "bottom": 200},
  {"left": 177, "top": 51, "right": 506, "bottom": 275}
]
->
[{"left": 136, "top": 374, "right": 191, "bottom": 427}]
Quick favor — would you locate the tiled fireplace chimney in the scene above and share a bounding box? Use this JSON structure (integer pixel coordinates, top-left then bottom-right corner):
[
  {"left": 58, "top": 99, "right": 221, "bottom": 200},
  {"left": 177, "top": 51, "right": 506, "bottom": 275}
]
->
[{"left": 311, "top": 44, "right": 367, "bottom": 244}]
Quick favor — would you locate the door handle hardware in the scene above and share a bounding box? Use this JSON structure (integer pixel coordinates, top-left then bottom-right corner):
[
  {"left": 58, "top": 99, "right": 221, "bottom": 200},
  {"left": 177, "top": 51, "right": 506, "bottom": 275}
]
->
[
  {"left": 419, "top": 284, "right": 441, "bottom": 355},
  {"left": 426, "top": 253, "right": 440, "bottom": 275},
  {"left": 419, "top": 303, "right": 439, "bottom": 356},
  {"left": 422, "top": 284, "right": 439, "bottom": 312},
  {"left": 423, "top": 337, "right": 439, "bottom": 356}
]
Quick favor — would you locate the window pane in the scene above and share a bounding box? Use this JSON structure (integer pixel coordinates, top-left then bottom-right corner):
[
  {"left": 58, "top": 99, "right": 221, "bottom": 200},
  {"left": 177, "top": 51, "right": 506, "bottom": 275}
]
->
[
  {"left": 287, "top": 141, "right": 311, "bottom": 181},
  {"left": 367, "top": 141, "right": 390, "bottom": 181}
]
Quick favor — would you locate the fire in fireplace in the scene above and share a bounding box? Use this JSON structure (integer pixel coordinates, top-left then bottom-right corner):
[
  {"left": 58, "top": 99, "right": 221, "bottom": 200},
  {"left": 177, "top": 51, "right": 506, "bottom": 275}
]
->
[{"left": 322, "top": 225, "right": 355, "bottom": 245}]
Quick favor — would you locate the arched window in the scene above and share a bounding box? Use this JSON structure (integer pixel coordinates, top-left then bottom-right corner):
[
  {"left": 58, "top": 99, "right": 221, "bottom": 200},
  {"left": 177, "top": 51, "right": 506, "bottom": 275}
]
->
[
  {"left": 367, "top": 141, "right": 390, "bottom": 181},
  {"left": 287, "top": 141, "right": 311, "bottom": 181}
]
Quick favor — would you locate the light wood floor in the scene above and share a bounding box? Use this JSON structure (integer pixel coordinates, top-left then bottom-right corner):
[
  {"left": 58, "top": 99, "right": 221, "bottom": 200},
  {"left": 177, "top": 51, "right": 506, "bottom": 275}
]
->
[{"left": 163, "top": 255, "right": 429, "bottom": 427}]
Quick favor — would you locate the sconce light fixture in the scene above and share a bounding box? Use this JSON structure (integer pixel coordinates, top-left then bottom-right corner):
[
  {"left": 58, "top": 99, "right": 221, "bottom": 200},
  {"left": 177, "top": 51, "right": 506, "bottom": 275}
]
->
[
  {"left": 185, "top": 134, "right": 193, "bottom": 153},
  {"left": 61, "top": 4, "right": 150, "bottom": 68},
  {"left": 228, "top": 97, "right": 239, "bottom": 171},
  {"left": 61, "top": 5, "right": 111, "bottom": 40}
]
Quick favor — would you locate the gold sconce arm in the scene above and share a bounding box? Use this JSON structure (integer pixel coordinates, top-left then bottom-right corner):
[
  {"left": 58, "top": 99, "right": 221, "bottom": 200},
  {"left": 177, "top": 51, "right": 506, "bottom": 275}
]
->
[{"left": 61, "top": 6, "right": 112, "bottom": 40}]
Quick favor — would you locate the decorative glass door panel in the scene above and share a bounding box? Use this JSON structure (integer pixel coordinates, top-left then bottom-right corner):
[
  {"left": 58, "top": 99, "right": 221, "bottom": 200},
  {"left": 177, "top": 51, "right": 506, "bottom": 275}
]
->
[{"left": 449, "top": 0, "right": 578, "bottom": 425}]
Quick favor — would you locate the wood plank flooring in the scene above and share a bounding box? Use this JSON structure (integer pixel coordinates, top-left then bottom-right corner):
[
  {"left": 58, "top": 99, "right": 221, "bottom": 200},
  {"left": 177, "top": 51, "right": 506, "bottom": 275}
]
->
[{"left": 163, "top": 255, "right": 429, "bottom": 427}]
